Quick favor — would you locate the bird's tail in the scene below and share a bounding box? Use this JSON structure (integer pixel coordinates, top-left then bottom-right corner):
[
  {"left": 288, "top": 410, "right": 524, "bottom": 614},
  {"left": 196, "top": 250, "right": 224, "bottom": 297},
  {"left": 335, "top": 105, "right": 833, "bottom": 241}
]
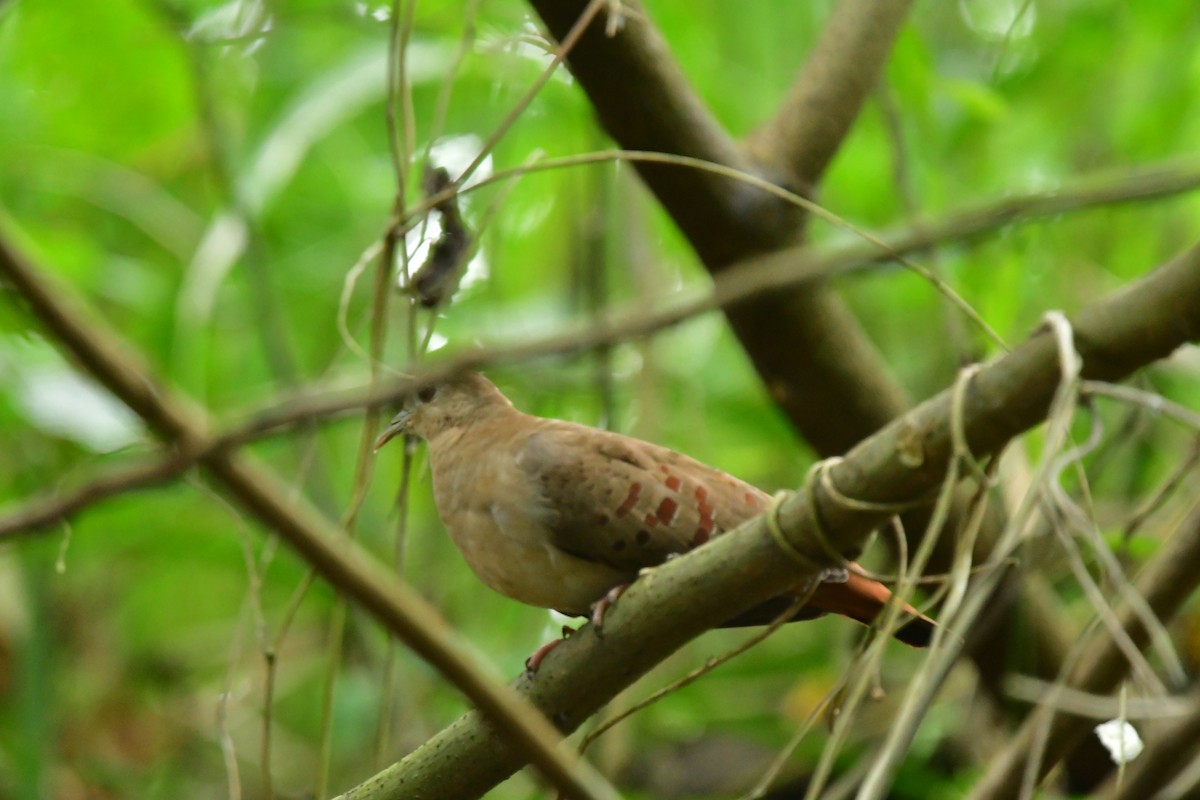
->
[{"left": 806, "top": 568, "right": 936, "bottom": 647}]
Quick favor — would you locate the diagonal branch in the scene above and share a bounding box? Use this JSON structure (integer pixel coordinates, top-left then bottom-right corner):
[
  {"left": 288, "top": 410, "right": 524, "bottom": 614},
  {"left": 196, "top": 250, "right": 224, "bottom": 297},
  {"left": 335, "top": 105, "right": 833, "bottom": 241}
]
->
[
  {"left": 340, "top": 242, "right": 1200, "bottom": 799},
  {"left": 0, "top": 225, "right": 618, "bottom": 800}
]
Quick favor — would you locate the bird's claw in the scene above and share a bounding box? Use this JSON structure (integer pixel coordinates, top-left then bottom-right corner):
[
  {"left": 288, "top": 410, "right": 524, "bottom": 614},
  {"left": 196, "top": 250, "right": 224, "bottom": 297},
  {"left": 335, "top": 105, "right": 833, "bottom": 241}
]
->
[
  {"left": 524, "top": 625, "right": 577, "bottom": 674},
  {"left": 526, "top": 584, "right": 629, "bottom": 673},
  {"left": 589, "top": 584, "right": 628, "bottom": 632}
]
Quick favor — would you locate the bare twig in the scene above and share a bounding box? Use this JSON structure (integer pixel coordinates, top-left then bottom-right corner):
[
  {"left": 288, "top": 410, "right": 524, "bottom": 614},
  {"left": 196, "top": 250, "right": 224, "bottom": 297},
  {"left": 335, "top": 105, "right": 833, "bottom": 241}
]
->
[
  {"left": 1120, "top": 435, "right": 1200, "bottom": 545},
  {"left": 1006, "top": 676, "right": 1199, "bottom": 720},
  {"left": 453, "top": 0, "right": 609, "bottom": 190},
  {"left": 0, "top": 454, "right": 193, "bottom": 538},
  {"left": 1083, "top": 381, "right": 1200, "bottom": 431}
]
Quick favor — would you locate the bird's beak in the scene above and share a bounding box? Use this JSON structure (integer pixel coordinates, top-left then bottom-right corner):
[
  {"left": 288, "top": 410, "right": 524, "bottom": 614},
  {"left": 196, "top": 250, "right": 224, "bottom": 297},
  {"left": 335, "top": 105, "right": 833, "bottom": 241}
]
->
[{"left": 374, "top": 408, "right": 413, "bottom": 451}]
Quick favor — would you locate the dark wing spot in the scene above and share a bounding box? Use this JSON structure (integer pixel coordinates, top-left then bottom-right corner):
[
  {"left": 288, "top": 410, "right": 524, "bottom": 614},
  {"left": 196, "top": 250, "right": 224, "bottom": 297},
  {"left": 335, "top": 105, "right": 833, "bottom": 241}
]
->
[
  {"left": 636, "top": 530, "right": 651, "bottom": 545},
  {"left": 612, "top": 539, "right": 626, "bottom": 551}
]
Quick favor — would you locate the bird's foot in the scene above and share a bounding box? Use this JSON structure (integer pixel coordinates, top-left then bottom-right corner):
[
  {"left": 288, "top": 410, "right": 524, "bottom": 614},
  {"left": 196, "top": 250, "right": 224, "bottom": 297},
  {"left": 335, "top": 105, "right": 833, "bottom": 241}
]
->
[
  {"left": 526, "top": 585, "right": 629, "bottom": 673},
  {"left": 589, "top": 584, "right": 628, "bottom": 631},
  {"left": 524, "top": 625, "right": 576, "bottom": 674}
]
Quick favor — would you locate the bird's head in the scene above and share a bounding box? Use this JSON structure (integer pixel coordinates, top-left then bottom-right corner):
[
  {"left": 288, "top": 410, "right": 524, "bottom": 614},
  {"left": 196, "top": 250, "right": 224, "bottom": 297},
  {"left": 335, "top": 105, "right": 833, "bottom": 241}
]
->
[{"left": 375, "top": 372, "right": 512, "bottom": 449}]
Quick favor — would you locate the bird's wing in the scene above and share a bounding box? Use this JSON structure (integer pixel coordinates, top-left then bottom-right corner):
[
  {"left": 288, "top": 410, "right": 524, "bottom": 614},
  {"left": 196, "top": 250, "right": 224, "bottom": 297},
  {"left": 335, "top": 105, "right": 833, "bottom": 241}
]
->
[
  {"left": 512, "top": 419, "right": 937, "bottom": 645},
  {"left": 515, "top": 420, "right": 771, "bottom": 573}
]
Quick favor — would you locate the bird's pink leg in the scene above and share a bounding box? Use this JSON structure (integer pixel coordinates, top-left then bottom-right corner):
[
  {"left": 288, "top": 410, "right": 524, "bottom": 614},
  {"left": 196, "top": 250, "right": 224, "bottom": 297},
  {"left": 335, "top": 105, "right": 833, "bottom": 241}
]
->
[
  {"left": 590, "top": 584, "right": 629, "bottom": 629},
  {"left": 526, "top": 584, "right": 630, "bottom": 673},
  {"left": 525, "top": 625, "right": 576, "bottom": 673}
]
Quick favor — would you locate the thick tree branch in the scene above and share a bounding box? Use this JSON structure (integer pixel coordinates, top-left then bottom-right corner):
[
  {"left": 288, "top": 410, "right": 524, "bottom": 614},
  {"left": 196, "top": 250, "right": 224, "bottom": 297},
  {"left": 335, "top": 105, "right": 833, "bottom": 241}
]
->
[
  {"left": 0, "top": 226, "right": 618, "bottom": 800},
  {"left": 341, "top": 242, "right": 1200, "bottom": 799}
]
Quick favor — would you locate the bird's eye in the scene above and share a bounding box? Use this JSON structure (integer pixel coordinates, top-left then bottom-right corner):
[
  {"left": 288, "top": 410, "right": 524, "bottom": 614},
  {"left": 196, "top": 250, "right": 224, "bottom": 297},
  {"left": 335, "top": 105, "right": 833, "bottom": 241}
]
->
[{"left": 417, "top": 386, "right": 437, "bottom": 404}]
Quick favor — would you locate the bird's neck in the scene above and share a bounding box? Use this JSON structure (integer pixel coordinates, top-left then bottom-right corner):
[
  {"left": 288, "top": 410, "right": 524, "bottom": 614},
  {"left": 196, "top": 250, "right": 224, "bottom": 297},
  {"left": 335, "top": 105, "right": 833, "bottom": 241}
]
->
[
  {"left": 426, "top": 402, "right": 524, "bottom": 453},
  {"left": 425, "top": 405, "right": 529, "bottom": 509}
]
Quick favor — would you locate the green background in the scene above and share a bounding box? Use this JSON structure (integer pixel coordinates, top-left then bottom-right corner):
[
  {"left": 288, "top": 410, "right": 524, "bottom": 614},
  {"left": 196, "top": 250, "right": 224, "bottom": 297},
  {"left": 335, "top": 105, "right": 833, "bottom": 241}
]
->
[{"left": 1, "top": 1, "right": 1199, "bottom": 797}]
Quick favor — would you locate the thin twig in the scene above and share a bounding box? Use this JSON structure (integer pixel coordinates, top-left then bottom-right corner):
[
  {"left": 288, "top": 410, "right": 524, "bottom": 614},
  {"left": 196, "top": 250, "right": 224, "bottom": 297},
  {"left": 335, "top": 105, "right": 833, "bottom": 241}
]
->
[
  {"left": 1083, "top": 381, "right": 1200, "bottom": 431},
  {"left": 1121, "top": 435, "right": 1200, "bottom": 545},
  {"left": 1005, "top": 675, "right": 1199, "bottom": 720},
  {"left": 453, "top": 0, "right": 609, "bottom": 190}
]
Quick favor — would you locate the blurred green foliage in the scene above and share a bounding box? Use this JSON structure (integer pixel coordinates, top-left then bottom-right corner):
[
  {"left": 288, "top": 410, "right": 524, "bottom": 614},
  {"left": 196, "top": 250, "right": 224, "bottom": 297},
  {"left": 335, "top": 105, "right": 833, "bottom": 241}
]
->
[{"left": 1, "top": 0, "right": 1199, "bottom": 798}]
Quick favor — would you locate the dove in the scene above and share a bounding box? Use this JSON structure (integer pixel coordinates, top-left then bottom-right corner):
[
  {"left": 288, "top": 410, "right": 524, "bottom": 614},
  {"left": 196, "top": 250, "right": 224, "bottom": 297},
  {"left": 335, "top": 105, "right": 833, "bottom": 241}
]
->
[{"left": 376, "top": 372, "right": 934, "bottom": 663}]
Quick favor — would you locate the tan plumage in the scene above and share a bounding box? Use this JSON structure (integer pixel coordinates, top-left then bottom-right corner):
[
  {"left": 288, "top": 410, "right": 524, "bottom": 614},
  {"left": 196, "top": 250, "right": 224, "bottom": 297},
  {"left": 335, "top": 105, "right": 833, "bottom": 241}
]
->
[{"left": 377, "top": 372, "right": 933, "bottom": 646}]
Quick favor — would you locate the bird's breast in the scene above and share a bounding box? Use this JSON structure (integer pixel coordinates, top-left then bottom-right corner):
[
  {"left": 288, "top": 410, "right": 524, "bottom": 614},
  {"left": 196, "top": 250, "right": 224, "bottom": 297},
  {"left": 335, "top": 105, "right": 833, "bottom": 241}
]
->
[{"left": 429, "top": 439, "right": 628, "bottom": 614}]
